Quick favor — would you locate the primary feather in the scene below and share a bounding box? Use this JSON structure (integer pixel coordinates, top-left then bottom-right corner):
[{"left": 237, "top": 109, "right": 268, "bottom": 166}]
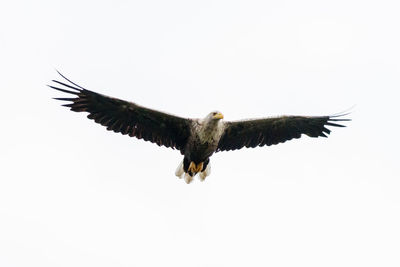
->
[
  {"left": 50, "top": 72, "right": 192, "bottom": 153},
  {"left": 217, "top": 114, "right": 349, "bottom": 151}
]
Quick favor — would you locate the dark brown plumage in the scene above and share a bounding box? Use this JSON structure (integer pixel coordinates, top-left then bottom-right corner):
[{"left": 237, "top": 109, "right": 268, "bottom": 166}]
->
[
  {"left": 217, "top": 115, "right": 348, "bottom": 151},
  {"left": 50, "top": 72, "right": 192, "bottom": 153},
  {"left": 50, "top": 72, "right": 350, "bottom": 183}
]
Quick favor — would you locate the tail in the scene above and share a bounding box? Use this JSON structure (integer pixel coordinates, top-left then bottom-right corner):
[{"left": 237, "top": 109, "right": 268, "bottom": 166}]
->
[{"left": 175, "top": 158, "right": 211, "bottom": 184}]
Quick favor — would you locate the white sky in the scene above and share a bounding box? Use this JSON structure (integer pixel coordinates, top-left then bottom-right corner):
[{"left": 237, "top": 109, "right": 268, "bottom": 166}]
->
[{"left": 1, "top": 0, "right": 400, "bottom": 266}]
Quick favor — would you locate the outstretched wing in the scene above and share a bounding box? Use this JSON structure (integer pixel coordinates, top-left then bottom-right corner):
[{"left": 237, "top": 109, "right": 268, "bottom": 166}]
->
[
  {"left": 50, "top": 72, "right": 192, "bottom": 153},
  {"left": 217, "top": 114, "right": 349, "bottom": 152}
]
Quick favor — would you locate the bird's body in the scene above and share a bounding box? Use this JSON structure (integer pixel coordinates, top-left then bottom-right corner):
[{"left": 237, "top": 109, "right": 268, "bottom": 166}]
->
[
  {"left": 50, "top": 72, "right": 349, "bottom": 183},
  {"left": 177, "top": 114, "right": 225, "bottom": 182}
]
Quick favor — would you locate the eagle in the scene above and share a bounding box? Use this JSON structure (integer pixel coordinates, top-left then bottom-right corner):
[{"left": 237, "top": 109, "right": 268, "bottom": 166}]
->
[{"left": 50, "top": 72, "right": 349, "bottom": 184}]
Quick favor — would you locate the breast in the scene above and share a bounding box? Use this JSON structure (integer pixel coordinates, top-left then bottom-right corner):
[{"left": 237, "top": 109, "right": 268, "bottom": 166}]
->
[
  {"left": 185, "top": 120, "right": 225, "bottom": 162},
  {"left": 186, "top": 139, "right": 217, "bottom": 163}
]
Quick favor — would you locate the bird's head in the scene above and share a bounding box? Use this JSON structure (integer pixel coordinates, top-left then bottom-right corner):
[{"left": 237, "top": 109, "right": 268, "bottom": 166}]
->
[{"left": 208, "top": 111, "right": 224, "bottom": 121}]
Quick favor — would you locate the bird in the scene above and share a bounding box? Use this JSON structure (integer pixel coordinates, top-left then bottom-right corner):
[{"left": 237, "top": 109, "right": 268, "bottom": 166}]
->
[{"left": 50, "top": 72, "right": 350, "bottom": 184}]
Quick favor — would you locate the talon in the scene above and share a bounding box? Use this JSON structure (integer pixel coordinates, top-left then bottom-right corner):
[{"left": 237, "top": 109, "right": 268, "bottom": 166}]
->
[
  {"left": 188, "top": 162, "right": 196, "bottom": 173},
  {"left": 188, "top": 161, "right": 204, "bottom": 176},
  {"left": 196, "top": 162, "right": 203, "bottom": 173}
]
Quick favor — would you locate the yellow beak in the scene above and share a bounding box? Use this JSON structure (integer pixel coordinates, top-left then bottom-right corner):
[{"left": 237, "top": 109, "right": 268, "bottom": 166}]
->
[{"left": 213, "top": 112, "right": 224, "bottom": 120}]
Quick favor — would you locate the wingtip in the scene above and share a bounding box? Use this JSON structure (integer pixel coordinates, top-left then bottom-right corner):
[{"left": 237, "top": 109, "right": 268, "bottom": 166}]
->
[
  {"left": 329, "top": 118, "right": 352, "bottom": 121},
  {"left": 53, "top": 97, "right": 75, "bottom": 101},
  {"left": 330, "top": 112, "right": 351, "bottom": 118},
  {"left": 48, "top": 85, "right": 79, "bottom": 95},
  {"left": 55, "top": 70, "right": 87, "bottom": 90},
  {"left": 62, "top": 103, "right": 74, "bottom": 108},
  {"left": 330, "top": 105, "right": 356, "bottom": 117},
  {"left": 327, "top": 109, "right": 352, "bottom": 127},
  {"left": 326, "top": 122, "right": 346, "bottom": 128}
]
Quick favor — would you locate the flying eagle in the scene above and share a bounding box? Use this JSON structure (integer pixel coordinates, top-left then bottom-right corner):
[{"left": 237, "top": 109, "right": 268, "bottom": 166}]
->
[{"left": 50, "top": 72, "right": 349, "bottom": 184}]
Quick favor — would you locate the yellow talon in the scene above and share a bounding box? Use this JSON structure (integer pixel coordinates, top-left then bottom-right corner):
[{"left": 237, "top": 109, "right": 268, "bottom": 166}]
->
[
  {"left": 188, "top": 162, "right": 196, "bottom": 173},
  {"left": 188, "top": 161, "right": 204, "bottom": 174},
  {"left": 196, "top": 162, "right": 203, "bottom": 173}
]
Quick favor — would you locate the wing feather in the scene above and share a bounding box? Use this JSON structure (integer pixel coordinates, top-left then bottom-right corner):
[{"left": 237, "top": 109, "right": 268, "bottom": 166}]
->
[
  {"left": 50, "top": 73, "right": 192, "bottom": 153},
  {"left": 217, "top": 115, "right": 349, "bottom": 151}
]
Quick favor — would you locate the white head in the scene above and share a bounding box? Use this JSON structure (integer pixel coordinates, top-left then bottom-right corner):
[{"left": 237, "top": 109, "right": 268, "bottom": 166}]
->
[
  {"left": 198, "top": 111, "right": 225, "bottom": 142},
  {"left": 205, "top": 111, "right": 224, "bottom": 121}
]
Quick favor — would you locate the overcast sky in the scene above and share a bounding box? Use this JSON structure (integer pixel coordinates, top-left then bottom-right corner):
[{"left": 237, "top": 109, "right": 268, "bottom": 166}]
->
[{"left": 1, "top": 0, "right": 399, "bottom": 266}]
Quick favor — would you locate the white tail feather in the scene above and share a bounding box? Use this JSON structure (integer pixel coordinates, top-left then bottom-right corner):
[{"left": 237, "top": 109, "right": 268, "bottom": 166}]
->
[
  {"left": 175, "top": 161, "right": 184, "bottom": 178},
  {"left": 184, "top": 173, "right": 193, "bottom": 184},
  {"left": 176, "top": 160, "right": 211, "bottom": 183},
  {"left": 199, "top": 163, "right": 211, "bottom": 181}
]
